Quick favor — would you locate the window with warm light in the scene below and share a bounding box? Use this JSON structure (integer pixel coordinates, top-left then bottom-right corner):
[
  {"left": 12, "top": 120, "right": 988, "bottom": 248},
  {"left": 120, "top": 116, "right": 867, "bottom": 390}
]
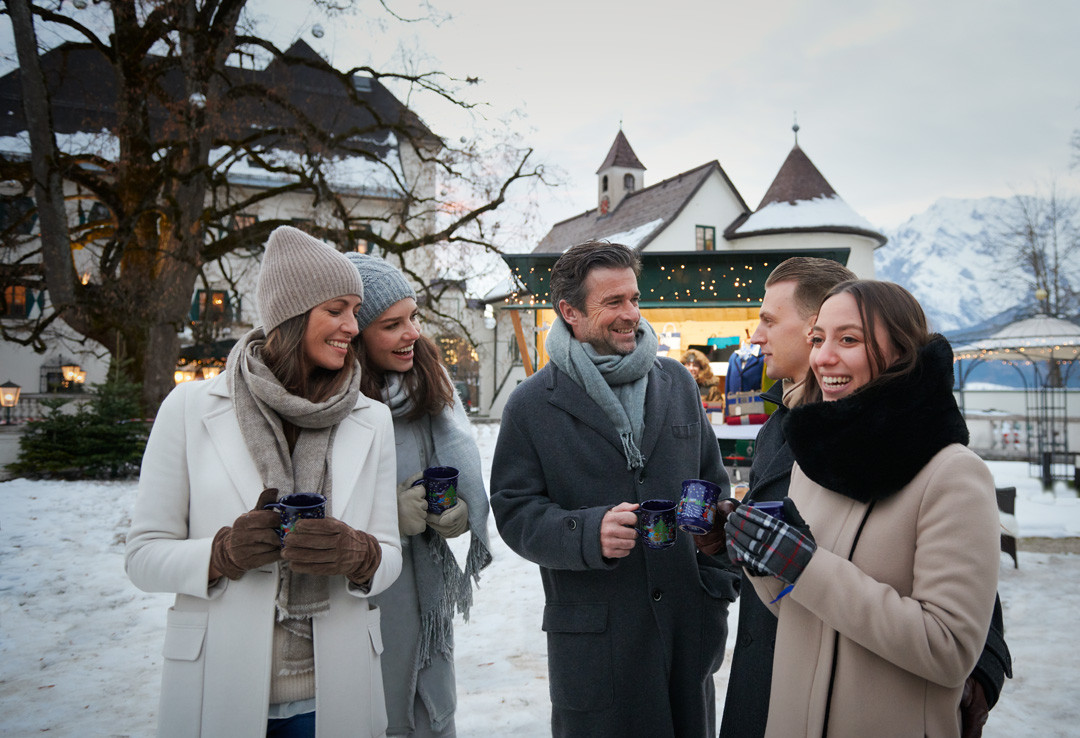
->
[
  {"left": 192, "top": 290, "right": 234, "bottom": 322},
  {"left": 2, "top": 285, "right": 30, "bottom": 319},
  {"left": 230, "top": 213, "right": 257, "bottom": 231},
  {"left": 695, "top": 225, "right": 716, "bottom": 251}
]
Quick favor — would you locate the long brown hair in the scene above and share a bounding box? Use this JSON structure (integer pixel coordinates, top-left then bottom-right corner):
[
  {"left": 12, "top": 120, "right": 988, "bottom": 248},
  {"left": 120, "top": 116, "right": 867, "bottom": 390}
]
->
[
  {"left": 681, "top": 348, "right": 716, "bottom": 383},
  {"left": 803, "top": 280, "right": 931, "bottom": 403},
  {"left": 262, "top": 312, "right": 358, "bottom": 403},
  {"left": 357, "top": 332, "right": 454, "bottom": 421}
]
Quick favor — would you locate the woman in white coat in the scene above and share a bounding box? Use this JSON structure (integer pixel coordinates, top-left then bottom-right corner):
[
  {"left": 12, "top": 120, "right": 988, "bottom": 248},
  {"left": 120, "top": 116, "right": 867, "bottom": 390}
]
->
[
  {"left": 346, "top": 253, "right": 491, "bottom": 737},
  {"left": 126, "top": 226, "right": 402, "bottom": 738}
]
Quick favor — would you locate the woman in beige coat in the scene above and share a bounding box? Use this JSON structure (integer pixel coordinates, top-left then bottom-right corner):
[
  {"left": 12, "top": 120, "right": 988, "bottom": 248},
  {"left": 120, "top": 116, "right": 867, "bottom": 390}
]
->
[
  {"left": 126, "top": 227, "right": 402, "bottom": 738},
  {"left": 725, "top": 280, "right": 999, "bottom": 738}
]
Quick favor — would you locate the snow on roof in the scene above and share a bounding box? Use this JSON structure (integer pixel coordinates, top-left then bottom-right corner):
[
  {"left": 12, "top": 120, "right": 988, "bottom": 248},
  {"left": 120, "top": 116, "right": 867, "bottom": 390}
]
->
[
  {"left": 731, "top": 194, "right": 874, "bottom": 234},
  {"left": 0, "top": 130, "right": 120, "bottom": 161},
  {"left": 0, "top": 130, "right": 405, "bottom": 198},
  {"left": 596, "top": 217, "right": 665, "bottom": 250}
]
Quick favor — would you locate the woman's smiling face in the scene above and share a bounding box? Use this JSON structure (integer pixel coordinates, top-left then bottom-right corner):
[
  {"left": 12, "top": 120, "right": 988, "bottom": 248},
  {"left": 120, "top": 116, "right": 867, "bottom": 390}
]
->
[
  {"left": 361, "top": 297, "right": 422, "bottom": 374},
  {"left": 302, "top": 295, "right": 362, "bottom": 373},
  {"left": 810, "top": 292, "right": 896, "bottom": 401}
]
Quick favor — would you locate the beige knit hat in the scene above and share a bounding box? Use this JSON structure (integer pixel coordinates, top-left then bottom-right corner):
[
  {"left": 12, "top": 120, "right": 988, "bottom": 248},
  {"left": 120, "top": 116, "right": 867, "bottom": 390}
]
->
[{"left": 256, "top": 226, "right": 365, "bottom": 334}]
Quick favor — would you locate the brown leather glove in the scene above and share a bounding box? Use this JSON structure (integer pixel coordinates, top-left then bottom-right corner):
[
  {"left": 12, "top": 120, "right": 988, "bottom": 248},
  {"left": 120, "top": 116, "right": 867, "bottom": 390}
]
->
[
  {"left": 209, "top": 488, "right": 283, "bottom": 581},
  {"left": 692, "top": 497, "right": 739, "bottom": 556},
  {"left": 281, "top": 517, "right": 383, "bottom": 586},
  {"left": 960, "top": 676, "right": 989, "bottom": 738}
]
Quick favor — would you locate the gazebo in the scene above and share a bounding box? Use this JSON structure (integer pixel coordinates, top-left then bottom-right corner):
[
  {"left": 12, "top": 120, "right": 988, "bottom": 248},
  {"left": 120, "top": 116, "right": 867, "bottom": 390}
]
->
[{"left": 953, "top": 315, "right": 1080, "bottom": 487}]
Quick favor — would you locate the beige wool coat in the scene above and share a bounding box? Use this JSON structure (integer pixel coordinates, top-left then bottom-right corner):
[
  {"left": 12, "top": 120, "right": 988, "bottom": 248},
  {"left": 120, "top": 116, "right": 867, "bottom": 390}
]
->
[
  {"left": 750, "top": 444, "right": 999, "bottom": 738},
  {"left": 126, "top": 373, "right": 402, "bottom": 738}
]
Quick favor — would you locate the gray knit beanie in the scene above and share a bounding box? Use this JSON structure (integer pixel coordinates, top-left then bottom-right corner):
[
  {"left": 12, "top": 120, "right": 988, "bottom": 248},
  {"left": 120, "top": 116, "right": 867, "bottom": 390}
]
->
[
  {"left": 256, "top": 226, "right": 365, "bottom": 334},
  {"left": 344, "top": 252, "right": 417, "bottom": 331}
]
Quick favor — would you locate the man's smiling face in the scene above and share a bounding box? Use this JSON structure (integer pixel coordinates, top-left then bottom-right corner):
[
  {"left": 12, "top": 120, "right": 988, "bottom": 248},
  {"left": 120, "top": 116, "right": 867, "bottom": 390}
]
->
[{"left": 560, "top": 266, "right": 641, "bottom": 356}]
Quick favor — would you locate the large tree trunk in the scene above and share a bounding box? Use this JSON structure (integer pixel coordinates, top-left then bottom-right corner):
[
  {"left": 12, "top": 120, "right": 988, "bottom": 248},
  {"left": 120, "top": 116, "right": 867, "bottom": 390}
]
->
[{"left": 7, "top": 0, "right": 86, "bottom": 334}]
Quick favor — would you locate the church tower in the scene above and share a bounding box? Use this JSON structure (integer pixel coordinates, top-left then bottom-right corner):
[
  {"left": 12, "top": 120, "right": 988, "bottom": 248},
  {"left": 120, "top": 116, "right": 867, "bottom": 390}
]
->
[{"left": 596, "top": 130, "right": 645, "bottom": 215}]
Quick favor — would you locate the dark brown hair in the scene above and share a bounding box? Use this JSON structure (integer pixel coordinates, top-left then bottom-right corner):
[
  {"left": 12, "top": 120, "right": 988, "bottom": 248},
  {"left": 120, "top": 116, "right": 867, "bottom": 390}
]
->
[
  {"left": 262, "top": 311, "right": 357, "bottom": 403},
  {"left": 357, "top": 332, "right": 454, "bottom": 421},
  {"left": 803, "top": 279, "right": 931, "bottom": 402},
  {"left": 549, "top": 240, "right": 641, "bottom": 321},
  {"left": 765, "top": 256, "right": 857, "bottom": 319}
]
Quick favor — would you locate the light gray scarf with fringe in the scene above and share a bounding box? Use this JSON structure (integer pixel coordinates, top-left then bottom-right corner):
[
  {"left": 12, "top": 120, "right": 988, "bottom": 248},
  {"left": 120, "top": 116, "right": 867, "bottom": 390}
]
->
[
  {"left": 381, "top": 372, "right": 492, "bottom": 669},
  {"left": 227, "top": 328, "right": 361, "bottom": 676},
  {"left": 545, "top": 316, "right": 658, "bottom": 470}
]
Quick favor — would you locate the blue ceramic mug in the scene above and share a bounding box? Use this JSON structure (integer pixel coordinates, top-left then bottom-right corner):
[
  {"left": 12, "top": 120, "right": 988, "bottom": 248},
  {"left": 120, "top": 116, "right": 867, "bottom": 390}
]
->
[
  {"left": 677, "top": 479, "right": 722, "bottom": 535},
  {"left": 636, "top": 499, "right": 678, "bottom": 550},
  {"left": 264, "top": 492, "right": 326, "bottom": 543},
  {"left": 750, "top": 500, "right": 785, "bottom": 522},
  {"left": 411, "top": 466, "right": 459, "bottom": 514}
]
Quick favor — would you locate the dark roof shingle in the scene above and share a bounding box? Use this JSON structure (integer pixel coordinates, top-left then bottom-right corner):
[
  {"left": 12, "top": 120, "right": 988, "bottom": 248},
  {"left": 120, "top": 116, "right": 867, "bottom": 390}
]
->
[{"left": 596, "top": 129, "right": 646, "bottom": 173}]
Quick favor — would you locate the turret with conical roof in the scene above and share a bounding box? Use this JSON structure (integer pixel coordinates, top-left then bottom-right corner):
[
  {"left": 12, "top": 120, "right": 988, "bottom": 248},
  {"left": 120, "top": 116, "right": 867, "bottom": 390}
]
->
[
  {"left": 725, "top": 127, "right": 885, "bottom": 276},
  {"left": 596, "top": 129, "right": 646, "bottom": 215}
]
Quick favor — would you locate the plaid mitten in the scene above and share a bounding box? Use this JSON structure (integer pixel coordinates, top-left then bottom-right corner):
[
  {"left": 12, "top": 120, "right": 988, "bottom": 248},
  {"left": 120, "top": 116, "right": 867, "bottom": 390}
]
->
[{"left": 725, "top": 500, "right": 816, "bottom": 586}]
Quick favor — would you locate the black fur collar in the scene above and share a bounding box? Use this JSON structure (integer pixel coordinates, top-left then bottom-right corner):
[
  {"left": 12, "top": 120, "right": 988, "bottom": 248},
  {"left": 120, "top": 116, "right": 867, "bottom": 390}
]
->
[{"left": 782, "top": 334, "right": 969, "bottom": 504}]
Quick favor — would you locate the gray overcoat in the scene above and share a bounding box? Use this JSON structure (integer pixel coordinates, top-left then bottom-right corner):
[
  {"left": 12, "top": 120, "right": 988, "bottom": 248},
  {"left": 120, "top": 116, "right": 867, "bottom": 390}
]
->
[{"left": 490, "top": 356, "right": 738, "bottom": 738}]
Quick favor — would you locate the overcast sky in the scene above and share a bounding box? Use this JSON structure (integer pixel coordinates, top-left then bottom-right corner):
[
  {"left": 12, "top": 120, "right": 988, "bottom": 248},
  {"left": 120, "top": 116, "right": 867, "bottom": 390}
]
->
[
  {"left": 6, "top": 0, "right": 1079, "bottom": 241},
  {"left": 249, "top": 0, "right": 1080, "bottom": 238}
]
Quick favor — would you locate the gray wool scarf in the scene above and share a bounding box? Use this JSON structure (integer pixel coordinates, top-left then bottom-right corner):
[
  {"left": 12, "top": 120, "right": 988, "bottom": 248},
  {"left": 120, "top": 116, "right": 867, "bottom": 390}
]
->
[
  {"left": 381, "top": 372, "right": 492, "bottom": 668},
  {"left": 226, "top": 328, "right": 362, "bottom": 675},
  {"left": 545, "top": 316, "right": 659, "bottom": 470}
]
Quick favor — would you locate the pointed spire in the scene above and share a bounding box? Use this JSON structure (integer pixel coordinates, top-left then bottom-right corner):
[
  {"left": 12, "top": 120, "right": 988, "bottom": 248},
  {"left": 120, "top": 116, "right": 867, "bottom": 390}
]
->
[
  {"left": 792, "top": 112, "right": 800, "bottom": 146},
  {"left": 756, "top": 145, "right": 836, "bottom": 209},
  {"left": 597, "top": 129, "right": 646, "bottom": 173}
]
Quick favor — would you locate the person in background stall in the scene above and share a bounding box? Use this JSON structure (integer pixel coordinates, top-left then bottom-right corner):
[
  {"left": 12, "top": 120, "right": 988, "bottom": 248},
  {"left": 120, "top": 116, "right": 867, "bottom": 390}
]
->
[
  {"left": 681, "top": 348, "right": 725, "bottom": 403},
  {"left": 126, "top": 226, "right": 401, "bottom": 737},
  {"left": 348, "top": 253, "right": 492, "bottom": 738}
]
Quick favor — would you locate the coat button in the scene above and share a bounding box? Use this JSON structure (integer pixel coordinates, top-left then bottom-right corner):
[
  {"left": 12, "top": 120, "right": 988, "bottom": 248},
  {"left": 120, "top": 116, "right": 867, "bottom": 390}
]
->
[
  {"left": 567, "top": 518, "right": 578, "bottom": 530},
  {"left": 652, "top": 589, "right": 663, "bottom": 601}
]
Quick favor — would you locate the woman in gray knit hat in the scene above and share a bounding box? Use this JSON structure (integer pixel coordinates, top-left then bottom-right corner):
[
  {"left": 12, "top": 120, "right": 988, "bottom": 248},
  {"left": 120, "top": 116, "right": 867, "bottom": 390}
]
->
[
  {"left": 346, "top": 252, "right": 492, "bottom": 738},
  {"left": 127, "top": 226, "right": 402, "bottom": 738}
]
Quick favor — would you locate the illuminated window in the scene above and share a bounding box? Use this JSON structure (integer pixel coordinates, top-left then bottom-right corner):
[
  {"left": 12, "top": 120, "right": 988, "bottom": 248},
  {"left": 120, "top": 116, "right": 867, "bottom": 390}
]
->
[
  {"left": 230, "top": 213, "right": 257, "bottom": 231},
  {"left": 695, "top": 225, "right": 716, "bottom": 251},
  {"left": 2, "top": 285, "right": 29, "bottom": 319},
  {"left": 192, "top": 290, "right": 235, "bottom": 322}
]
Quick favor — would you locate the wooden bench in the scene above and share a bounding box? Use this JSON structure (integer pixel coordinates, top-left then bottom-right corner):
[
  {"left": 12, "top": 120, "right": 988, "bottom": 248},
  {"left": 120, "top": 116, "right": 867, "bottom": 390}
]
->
[{"left": 996, "top": 486, "right": 1018, "bottom": 568}]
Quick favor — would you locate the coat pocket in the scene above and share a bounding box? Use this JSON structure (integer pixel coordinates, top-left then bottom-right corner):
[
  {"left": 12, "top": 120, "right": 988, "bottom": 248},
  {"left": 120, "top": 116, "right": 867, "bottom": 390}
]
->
[
  {"left": 671, "top": 421, "right": 699, "bottom": 439},
  {"left": 162, "top": 607, "right": 208, "bottom": 661},
  {"left": 542, "top": 603, "right": 612, "bottom": 711},
  {"left": 367, "top": 605, "right": 384, "bottom": 656}
]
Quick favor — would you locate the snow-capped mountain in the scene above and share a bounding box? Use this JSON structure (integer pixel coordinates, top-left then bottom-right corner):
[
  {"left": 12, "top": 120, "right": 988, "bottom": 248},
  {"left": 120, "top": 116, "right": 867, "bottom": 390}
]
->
[{"left": 874, "top": 196, "right": 1027, "bottom": 333}]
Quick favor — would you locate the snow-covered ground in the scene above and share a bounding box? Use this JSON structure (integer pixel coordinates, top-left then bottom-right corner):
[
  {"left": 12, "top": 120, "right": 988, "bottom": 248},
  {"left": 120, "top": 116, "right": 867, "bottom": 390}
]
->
[{"left": 1, "top": 422, "right": 1077, "bottom": 736}]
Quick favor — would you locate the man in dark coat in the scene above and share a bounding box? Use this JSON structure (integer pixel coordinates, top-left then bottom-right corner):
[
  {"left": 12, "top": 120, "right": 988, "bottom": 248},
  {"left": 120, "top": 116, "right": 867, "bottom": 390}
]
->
[
  {"left": 701, "top": 256, "right": 1012, "bottom": 738},
  {"left": 490, "top": 241, "right": 738, "bottom": 738}
]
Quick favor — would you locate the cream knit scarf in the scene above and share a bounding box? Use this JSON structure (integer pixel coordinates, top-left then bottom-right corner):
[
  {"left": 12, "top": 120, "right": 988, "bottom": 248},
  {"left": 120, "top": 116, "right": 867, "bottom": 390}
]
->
[{"left": 227, "top": 328, "right": 361, "bottom": 675}]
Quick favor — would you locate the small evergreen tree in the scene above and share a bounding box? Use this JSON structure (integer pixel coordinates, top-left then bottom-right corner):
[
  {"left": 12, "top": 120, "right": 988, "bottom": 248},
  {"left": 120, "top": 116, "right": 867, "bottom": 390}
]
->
[{"left": 7, "top": 374, "right": 149, "bottom": 480}]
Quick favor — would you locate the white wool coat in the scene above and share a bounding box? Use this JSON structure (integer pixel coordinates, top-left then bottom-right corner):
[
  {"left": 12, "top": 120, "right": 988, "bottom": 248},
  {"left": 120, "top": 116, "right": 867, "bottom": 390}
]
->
[{"left": 126, "top": 374, "right": 402, "bottom": 738}]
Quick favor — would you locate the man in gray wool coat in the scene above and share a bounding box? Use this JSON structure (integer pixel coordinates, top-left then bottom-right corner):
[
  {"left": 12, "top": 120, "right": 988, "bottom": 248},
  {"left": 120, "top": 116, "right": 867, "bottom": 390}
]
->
[{"left": 490, "top": 240, "right": 739, "bottom": 738}]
